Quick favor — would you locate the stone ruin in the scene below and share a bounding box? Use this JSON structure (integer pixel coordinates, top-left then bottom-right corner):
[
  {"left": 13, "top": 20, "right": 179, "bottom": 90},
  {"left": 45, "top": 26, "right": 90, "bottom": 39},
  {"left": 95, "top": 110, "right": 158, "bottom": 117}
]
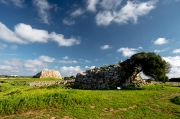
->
[
  {"left": 74, "top": 63, "right": 147, "bottom": 89},
  {"left": 33, "top": 70, "right": 62, "bottom": 78}
]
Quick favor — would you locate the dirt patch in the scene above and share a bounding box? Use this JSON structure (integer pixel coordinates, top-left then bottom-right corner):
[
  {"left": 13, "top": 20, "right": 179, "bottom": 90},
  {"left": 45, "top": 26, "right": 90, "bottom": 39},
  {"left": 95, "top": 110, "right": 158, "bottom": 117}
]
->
[
  {"left": 90, "top": 105, "right": 96, "bottom": 109},
  {"left": 62, "top": 116, "right": 73, "bottom": 119}
]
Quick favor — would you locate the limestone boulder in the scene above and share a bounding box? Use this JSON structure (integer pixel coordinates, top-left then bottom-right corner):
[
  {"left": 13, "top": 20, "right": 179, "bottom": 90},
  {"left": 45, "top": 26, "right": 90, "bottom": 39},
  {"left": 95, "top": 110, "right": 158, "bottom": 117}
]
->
[{"left": 33, "top": 70, "right": 62, "bottom": 78}]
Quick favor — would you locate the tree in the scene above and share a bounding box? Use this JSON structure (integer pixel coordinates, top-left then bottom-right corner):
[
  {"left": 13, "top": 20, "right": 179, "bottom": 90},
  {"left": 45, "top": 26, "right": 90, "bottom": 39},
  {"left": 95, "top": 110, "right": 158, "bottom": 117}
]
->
[{"left": 120, "top": 52, "right": 171, "bottom": 84}]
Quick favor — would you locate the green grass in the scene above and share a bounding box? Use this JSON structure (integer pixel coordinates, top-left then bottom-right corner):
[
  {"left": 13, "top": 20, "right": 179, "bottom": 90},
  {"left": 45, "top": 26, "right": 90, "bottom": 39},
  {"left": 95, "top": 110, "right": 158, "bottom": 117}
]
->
[
  {"left": 0, "top": 77, "right": 62, "bottom": 82},
  {"left": 0, "top": 79, "right": 180, "bottom": 119}
]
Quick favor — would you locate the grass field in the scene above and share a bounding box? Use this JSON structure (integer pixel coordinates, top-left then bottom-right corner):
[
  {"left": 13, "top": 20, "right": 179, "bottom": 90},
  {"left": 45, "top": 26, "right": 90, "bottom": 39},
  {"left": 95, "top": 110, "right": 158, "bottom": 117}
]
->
[{"left": 0, "top": 78, "right": 180, "bottom": 119}]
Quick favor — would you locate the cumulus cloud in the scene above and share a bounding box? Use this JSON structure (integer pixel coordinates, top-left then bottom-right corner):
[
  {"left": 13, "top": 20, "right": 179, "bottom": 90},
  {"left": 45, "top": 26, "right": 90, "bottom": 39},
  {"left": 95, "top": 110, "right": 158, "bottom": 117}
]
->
[
  {"left": 70, "top": 8, "right": 84, "bottom": 17},
  {"left": 38, "top": 55, "right": 55, "bottom": 62},
  {"left": 0, "top": 22, "right": 26, "bottom": 44},
  {"left": 60, "top": 66, "right": 83, "bottom": 77},
  {"left": 3, "top": 58, "right": 22, "bottom": 67},
  {"left": 0, "top": 22, "right": 80, "bottom": 46},
  {"left": 154, "top": 38, "right": 168, "bottom": 45},
  {"left": 0, "top": 43, "right": 7, "bottom": 50},
  {"left": 117, "top": 47, "right": 142, "bottom": 57},
  {"left": 15, "top": 23, "right": 49, "bottom": 43},
  {"left": 100, "top": 45, "right": 112, "bottom": 50},
  {"left": 0, "top": 55, "right": 55, "bottom": 76},
  {"left": 33, "top": 0, "right": 52, "bottom": 24},
  {"left": 172, "top": 48, "right": 180, "bottom": 53},
  {"left": 163, "top": 56, "right": 180, "bottom": 78},
  {"left": 50, "top": 32, "right": 80, "bottom": 46},
  {"left": 95, "top": 0, "right": 156, "bottom": 26},
  {"left": 63, "top": 18, "right": 75, "bottom": 26},
  {"left": 86, "top": 0, "right": 99, "bottom": 12}
]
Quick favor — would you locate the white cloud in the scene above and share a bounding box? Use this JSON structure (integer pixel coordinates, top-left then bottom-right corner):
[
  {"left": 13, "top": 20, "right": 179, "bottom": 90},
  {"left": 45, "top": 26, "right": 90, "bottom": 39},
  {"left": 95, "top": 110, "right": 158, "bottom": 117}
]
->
[
  {"left": 163, "top": 56, "right": 180, "bottom": 78},
  {"left": 85, "top": 60, "right": 91, "bottom": 63},
  {"left": 154, "top": 38, "right": 168, "bottom": 45},
  {"left": 154, "top": 48, "right": 169, "bottom": 53},
  {"left": 70, "top": 8, "right": 84, "bottom": 17},
  {"left": 100, "top": 0, "right": 122, "bottom": 10},
  {"left": 10, "top": 45, "right": 18, "bottom": 50},
  {"left": 96, "top": 11, "right": 114, "bottom": 26},
  {"left": 100, "top": 45, "right": 112, "bottom": 50},
  {"left": 63, "top": 18, "right": 75, "bottom": 26},
  {"left": 0, "top": 0, "right": 7, "bottom": 4},
  {"left": 60, "top": 66, "right": 83, "bottom": 77},
  {"left": 62, "top": 56, "right": 69, "bottom": 60},
  {"left": 86, "top": 0, "right": 99, "bottom": 12},
  {"left": 11, "top": 0, "right": 25, "bottom": 7},
  {"left": 0, "top": 22, "right": 80, "bottom": 47},
  {"left": 24, "top": 59, "right": 46, "bottom": 68},
  {"left": 59, "top": 60, "right": 78, "bottom": 64},
  {"left": 0, "top": 56, "right": 56, "bottom": 76},
  {"left": 15, "top": 23, "right": 49, "bottom": 43},
  {"left": 33, "top": 0, "right": 52, "bottom": 24},
  {"left": 117, "top": 47, "right": 142, "bottom": 57},
  {"left": 50, "top": 32, "right": 80, "bottom": 46},
  {"left": 0, "top": 43, "right": 7, "bottom": 50},
  {"left": 172, "top": 48, "right": 180, "bottom": 53},
  {"left": 38, "top": 55, "right": 55, "bottom": 62},
  {"left": 154, "top": 49, "right": 165, "bottom": 53},
  {"left": 0, "top": 22, "right": 26, "bottom": 44},
  {"left": 138, "top": 46, "right": 143, "bottom": 49},
  {"left": 0, "top": 0, "right": 25, "bottom": 7},
  {"left": 3, "top": 58, "right": 22, "bottom": 67},
  {"left": 85, "top": 66, "right": 96, "bottom": 69},
  {"left": 95, "top": 1, "right": 156, "bottom": 26}
]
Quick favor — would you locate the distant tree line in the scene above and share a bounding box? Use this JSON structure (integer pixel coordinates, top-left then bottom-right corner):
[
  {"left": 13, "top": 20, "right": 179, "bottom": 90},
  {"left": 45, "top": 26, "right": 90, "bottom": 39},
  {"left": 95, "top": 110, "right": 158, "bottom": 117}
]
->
[
  {"left": 169, "top": 78, "right": 180, "bottom": 82},
  {"left": 63, "top": 76, "right": 76, "bottom": 80}
]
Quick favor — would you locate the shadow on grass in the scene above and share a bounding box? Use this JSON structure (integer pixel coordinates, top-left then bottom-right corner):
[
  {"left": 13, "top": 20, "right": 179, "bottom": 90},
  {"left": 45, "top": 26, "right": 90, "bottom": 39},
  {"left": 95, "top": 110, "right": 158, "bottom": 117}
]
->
[{"left": 70, "top": 85, "right": 145, "bottom": 91}]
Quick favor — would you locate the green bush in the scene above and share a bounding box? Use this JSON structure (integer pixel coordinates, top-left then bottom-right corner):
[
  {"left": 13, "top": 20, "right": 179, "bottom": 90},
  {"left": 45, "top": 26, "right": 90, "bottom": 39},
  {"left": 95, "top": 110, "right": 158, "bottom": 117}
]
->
[
  {"left": 171, "top": 96, "right": 180, "bottom": 105},
  {"left": 63, "top": 77, "right": 72, "bottom": 80}
]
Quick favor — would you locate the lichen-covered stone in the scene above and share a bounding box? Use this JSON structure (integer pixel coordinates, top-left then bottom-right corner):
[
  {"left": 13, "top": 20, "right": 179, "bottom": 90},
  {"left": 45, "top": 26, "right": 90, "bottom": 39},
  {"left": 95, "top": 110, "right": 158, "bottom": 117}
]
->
[{"left": 33, "top": 70, "right": 62, "bottom": 78}]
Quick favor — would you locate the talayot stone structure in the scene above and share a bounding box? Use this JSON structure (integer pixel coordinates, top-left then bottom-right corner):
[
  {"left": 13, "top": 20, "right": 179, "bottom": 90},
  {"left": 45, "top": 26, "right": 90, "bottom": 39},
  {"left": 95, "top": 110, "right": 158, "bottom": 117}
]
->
[
  {"left": 33, "top": 70, "right": 62, "bottom": 78},
  {"left": 74, "top": 63, "right": 147, "bottom": 89}
]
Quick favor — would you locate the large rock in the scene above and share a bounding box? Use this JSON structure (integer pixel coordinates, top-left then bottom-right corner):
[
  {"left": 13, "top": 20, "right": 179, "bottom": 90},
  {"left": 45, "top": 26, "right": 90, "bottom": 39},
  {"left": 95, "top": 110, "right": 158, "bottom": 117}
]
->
[{"left": 33, "top": 70, "right": 62, "bottom": 78}]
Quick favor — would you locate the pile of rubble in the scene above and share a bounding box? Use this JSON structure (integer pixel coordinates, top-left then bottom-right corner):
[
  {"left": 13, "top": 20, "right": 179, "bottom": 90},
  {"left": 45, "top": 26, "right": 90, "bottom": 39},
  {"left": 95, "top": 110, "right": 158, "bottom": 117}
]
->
[{"left": 74, "top": 63, "right": 146, "bottom": 89}]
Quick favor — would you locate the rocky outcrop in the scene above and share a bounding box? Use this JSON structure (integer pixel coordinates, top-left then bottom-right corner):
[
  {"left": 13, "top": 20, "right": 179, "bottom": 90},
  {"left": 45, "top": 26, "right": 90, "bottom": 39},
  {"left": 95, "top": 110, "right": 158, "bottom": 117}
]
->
[
  {"left": 74, "top": 63, "right": 145, "bottom": 89},
  {"left": 33, "top": 70, "right": 62, "bottom": 78}
]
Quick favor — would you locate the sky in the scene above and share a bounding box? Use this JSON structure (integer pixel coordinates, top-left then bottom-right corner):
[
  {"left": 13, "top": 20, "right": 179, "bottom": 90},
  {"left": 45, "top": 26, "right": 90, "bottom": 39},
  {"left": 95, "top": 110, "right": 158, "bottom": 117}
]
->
[{"left": 0, "top": 0, "right": 180, "bottom": 78}]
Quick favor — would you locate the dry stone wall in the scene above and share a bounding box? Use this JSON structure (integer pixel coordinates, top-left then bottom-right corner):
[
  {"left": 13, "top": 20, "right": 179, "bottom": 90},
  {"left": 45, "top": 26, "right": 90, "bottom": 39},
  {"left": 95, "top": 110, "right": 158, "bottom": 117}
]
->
[
  {"left": 74, "top": 63, "right": 144, "bottom": 89},
  {"left": 33, "top": 70, "right": 62, "bottom": 78}
]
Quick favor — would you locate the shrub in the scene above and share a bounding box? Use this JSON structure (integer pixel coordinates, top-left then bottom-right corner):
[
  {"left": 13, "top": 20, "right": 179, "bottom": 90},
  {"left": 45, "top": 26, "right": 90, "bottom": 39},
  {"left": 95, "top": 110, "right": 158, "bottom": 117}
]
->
[
  {"left": 64, "top": 77, "right": 72, "bottom": 80},
  {"left": 171, "top": 96, "right": 180, "bottom": 105}
]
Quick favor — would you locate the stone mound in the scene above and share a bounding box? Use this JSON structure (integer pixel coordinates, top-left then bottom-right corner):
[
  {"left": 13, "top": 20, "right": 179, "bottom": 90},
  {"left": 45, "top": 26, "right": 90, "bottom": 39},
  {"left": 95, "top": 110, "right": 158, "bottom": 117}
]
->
[
  {"left": 33, "top": 70, "right": 62, "bottom": 78},
  {"left": 74, "top": 63, "right": 146, "bottom": 89}
]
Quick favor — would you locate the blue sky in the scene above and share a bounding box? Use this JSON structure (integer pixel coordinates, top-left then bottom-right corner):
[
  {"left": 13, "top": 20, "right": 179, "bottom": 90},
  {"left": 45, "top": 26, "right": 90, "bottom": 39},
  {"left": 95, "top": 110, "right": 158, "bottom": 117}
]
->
[{"left": 0, "top": 0, "right": 180, "bottom": 78}]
